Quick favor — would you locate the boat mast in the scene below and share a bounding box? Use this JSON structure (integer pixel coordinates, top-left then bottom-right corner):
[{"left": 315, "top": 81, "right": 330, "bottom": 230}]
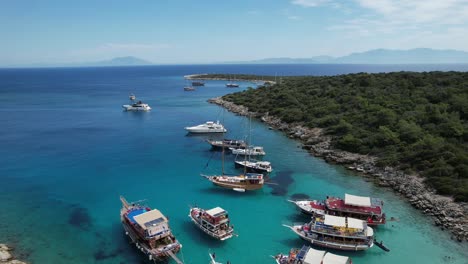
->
[{"left": 221, "top": 109, "right": 225, "bottom": 175}]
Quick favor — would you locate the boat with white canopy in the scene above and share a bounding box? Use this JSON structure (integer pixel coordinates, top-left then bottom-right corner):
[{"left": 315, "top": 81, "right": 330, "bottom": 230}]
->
[
  {"left": 284, "top": 214, "right": 374, "bottom": 251},
  {"left": 189, "top": 206, "right": 234, "bottom": 241},
  {"left": 274, "top": 245, "right": 352, "bottom": 264},
  {"left": 289, "top": 193, "right": 386, "bottom": 226}
]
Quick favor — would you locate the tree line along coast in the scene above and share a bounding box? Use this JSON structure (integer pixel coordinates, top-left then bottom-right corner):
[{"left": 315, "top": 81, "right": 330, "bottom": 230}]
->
[{"left": 191, "top": 71, "right": 468, "bottom": 242}]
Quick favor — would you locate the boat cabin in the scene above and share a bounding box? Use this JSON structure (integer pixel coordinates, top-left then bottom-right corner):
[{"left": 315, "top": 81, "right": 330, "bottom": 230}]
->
[
  {"left": 201, "top": 207, "right": 229, "bottom": 226},
  {"left": 131, "top": 209, "right": 171, "bottom": 239}
]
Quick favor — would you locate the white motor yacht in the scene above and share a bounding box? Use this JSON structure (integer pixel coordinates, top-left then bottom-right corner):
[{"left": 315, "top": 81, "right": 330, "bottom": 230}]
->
[
  {"left": 230, "top": 146, "right": 266, "bottom": 156},
  {"left": 185, "top": 121, "right": 227, "bottom": 133},
  {"left": 122, "top": 101, "right": 151, "bottom": 111}
]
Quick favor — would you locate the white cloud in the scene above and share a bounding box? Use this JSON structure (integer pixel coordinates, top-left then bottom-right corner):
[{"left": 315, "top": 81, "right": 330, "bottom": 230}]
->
[
  {"left": 355, "top": 0, "right": 468, "bottom": 24},
  {"left": 291, "top": 0, "right": 330, "bottom": 7},
  {"left": 325, "top": 0, "right": 468, "bottom": 50}
]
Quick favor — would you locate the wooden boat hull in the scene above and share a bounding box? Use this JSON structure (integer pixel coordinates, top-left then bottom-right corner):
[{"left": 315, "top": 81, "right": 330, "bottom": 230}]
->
[
  {"left": 203, "top": 175, "right": 264, "bottom": 191},
  {"left": 121, "top": 218, "right": 181, "bottom": 261}
]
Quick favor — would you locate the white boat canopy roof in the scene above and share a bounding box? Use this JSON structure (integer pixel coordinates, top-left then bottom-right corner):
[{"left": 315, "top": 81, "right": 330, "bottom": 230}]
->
[
  {"left": 324, "top": 215, "right": 346, "bottom": 227},
  {"left": 134, "top": 209, "right": 167, "bottom": 230},
  {"left": 347, "top": 217, "right": 366, "bottom": 230},
  {"left": 322, "top": 252, "right": 350, "bottom": 264},
  {"left": 303, "top": 247, "right": 326, "bottom": 264},
  {"left": 324, "top": 215, "right": 366, "bottom": 230},
  {"left": 206, "top": 207, "right": 226, "bottom": 217},
  {"left": 344, "top": 193, "right": 371, "bottom": 207}
]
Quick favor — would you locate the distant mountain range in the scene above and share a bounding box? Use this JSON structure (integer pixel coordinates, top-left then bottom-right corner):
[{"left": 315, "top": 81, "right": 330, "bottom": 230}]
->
[
  {"left": 233, "top": 48, "right": 468, "bottom": 64},
  {"left": 90, "top": 56, "right": 152, "bottom": 66}
]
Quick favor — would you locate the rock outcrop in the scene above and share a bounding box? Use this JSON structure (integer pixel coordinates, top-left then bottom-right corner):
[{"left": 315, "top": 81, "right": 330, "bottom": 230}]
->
[
  {"left": 208, "top": 97, "right": 468, "bottom": 242},
  {"left": 0, "top": 244, "right": 27, "bottom": 264}
]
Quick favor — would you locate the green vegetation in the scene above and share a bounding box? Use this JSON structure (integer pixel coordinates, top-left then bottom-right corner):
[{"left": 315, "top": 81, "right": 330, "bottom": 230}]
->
[{"left": 222, "top": 72, "right": 468, "bottom": 202}]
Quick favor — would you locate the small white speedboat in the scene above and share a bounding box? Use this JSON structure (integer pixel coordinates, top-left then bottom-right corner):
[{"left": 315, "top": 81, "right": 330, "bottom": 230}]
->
[
  {"left": 185, "top": 121, "right": 227, "bottom": 133},
  {"left": 122, "top": 101, "right": 151, "bottom": 111},
  {"left": 230, "top": 146, "right": 266, "bottom": 156}
]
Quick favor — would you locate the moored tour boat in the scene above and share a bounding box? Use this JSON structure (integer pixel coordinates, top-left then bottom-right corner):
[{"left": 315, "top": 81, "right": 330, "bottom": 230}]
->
[
  {"left": 207, "top": 138, "right": 247, "bottom": 150},
  {"left": 284, "top": 214, "right": 374, "bottom": 251},
  {"left": 274, "top": 245, "right": 352, "bottom": 264},
  {"left": 288, "top": 200, "right": 326, "bottom": 215},
  {"left": 230, "top": 146, "right": 266, "bottom": 156},
  {"left": 185, "top": 121, "right": 227, "bottom": 133},
  {"left": 202, "top": 173, "right": 264, "bottom": 192},
  {"left": 234, "top": 160, "right": 272, "bottom": 173},
  {"left": 122, "top": 100, "right": 151, "bottom": 111},
  {"left": 290, "top": 194, "right": 386, "bottom": 226},
  {"left": 120, "top": 196, "right": 183, "bottom": 263},
  {"left": 326, "top": 194, "right": 386, "bottom": 226},
  {"left": 189, "top": 206, "right": 234, "bottom": 241}
]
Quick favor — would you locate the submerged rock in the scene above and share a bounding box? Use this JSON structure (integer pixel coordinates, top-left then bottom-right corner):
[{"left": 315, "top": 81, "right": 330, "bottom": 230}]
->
[{"left": 290, "top": 193, "right": 310, "bottom": 200}]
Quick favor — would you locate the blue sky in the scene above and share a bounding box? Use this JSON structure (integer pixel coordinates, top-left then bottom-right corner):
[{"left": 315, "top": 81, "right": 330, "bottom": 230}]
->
[{"left": 2, "top": 0, "right": 468, "bottom": 65}]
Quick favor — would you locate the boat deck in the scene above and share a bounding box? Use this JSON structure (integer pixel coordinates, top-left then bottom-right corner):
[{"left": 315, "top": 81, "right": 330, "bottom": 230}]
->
[{"left": 327, "top": 198, "right": 382, "bottom": 215}]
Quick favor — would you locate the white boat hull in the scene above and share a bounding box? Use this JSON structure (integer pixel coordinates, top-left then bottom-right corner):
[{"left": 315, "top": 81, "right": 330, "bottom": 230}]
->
[
  {"left": 284, "top": 225, "right": 373, "bottom": 251},
  {"left": 185, "top": 127, "right": 226, "bottom": 133},
  {"left": 122, "top": 105, "right": 151, "bottom": 111}
]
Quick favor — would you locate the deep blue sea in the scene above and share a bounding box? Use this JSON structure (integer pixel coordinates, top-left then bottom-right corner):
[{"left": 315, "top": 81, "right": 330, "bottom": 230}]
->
[{"left": 1, "top": 64, "right": 468, "bottom": 264}]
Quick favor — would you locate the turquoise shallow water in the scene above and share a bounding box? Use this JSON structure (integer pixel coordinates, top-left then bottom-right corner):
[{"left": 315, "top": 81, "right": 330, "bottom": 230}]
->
[{"left": 0, "top": 65, "right": 467, "bottom": 264}]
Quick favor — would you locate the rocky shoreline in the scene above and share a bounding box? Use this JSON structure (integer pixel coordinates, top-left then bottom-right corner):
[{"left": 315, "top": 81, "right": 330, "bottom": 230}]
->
[
  {"left": 208, "top": 97, "right": 468, "bottom": 242},
  {"left": 0, "top": 244, "right": 26, "bottom": 264}
]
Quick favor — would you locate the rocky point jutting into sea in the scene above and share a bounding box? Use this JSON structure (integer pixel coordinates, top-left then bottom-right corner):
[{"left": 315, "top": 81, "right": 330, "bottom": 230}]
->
[
  {"left": 207, "top": 96, "right": 468, "bottom": 243},
  {"left": 0, "top": 244, "right": 26, "bottom": 264}
]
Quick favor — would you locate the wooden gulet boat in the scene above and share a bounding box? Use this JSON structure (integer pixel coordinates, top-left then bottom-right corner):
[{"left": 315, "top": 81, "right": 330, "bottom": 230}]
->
[
  {"left": 284, "top": 214, "right": 374, "bottom": 251},
  {"left": 274, "top": 245, "right": 352, "bottom": 264},
  {"left": 202, "top": 173, "right": 264, "bottom": 192},
  {"left": 189, "top": 206, "right": 234, "bottom": 241},
  {"left": 120, "top": 196, "right": 184, "bottom": 263}
]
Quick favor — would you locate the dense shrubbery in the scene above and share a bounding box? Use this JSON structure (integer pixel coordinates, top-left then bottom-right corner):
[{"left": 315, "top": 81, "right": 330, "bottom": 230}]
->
[{"left": 222, "top": 72, "right": 468, "bottom": 201}]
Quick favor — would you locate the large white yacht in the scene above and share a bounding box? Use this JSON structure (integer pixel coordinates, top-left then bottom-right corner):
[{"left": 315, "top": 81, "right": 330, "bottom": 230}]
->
[
  {"left": 185, "top": 121, "right": 227, "bottom": 133},
  {"left": 122, "top": 101, "right": 152, "bottom": 111}
]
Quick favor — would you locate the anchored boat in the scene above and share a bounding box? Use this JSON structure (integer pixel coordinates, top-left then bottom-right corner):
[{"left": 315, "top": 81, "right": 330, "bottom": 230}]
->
[
  {"left": 230, "top": 146, "right": 266, "bottom": 156},
  {"left": 234, "top": 160, "right": 272, "bottom": 173},
  {"left": 120, "top": 196, "right": 183, "bottom": 263},
  {"left": 207, "top": 139, "right": 246, "bottom": 151},
  {"left": 189, "top": 206, "right": 234, "bottom": 241},
  {"left": 274, "top": 245, "right": 352, "bottom": 264},
  {"left": 202, "top": 173, "right": 264, "bottom": 192},
  {"left": 185, "top": 121, "right": 227, "bottom": 133},
  {"left": 122, "top": 100, "right": 151, "bottom": 111},
  {"left": 284, "top": 214, "right": 374, "bottom": 251},
  {"left": 290, "top": 194, "right": 386, "bottom": 226}
]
